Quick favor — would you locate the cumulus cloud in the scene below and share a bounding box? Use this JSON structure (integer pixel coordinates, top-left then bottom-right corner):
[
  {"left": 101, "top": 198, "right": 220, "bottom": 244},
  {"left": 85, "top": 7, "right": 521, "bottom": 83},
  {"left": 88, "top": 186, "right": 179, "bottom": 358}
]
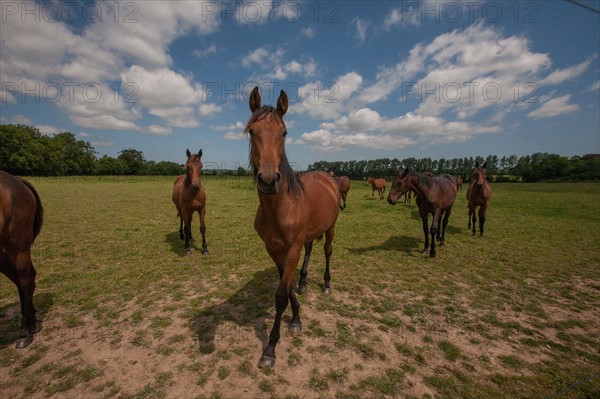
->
[
  {"left": 0, "top": 0, "right": 219, "bottom": 132},
  {"left": 527, "top": 95, "right": 579, "bottom": 118},
  {"left": 352, "top": 17, "right": 370, "bottom": 46}
]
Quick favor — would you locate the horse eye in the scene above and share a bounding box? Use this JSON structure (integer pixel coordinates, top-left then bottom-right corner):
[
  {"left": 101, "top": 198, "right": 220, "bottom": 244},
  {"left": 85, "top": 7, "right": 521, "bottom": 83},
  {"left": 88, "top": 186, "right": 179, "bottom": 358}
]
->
[
  {"left": 283, "top": 130, "right": 287, "bottom": 137},
  {"left": 248, "top": 129, "right": 254, "bottom": 136}
]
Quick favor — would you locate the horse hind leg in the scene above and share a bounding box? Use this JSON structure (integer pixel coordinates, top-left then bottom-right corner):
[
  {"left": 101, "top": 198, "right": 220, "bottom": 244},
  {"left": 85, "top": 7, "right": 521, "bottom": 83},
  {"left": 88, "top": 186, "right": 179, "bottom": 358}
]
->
[
  {"left": 199, "top": 207, "right": 208, "bottom": 255},
  {"left": 322, "top": 226, "right": 335, "bottom": 294},
  {"left": 183, "top": 213, "right": 193, "bottom": 255},
  {"left": 440, "top": 208, "right": 452, "bottom": 247},
  {"left": 298, "top": 242, "right": 313, "bottom": 294},
  {"left": 6, "top": 250, "right": 40, "bottom": 349}
]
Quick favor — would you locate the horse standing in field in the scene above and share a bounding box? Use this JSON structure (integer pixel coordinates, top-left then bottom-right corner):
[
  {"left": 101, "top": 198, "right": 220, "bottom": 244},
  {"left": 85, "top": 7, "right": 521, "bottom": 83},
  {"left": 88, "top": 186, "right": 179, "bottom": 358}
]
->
[
  {"left": 245, "top": 87, "right": 340, "bottom": 368},
  {"left": 466, "top": 163, "right": 492, "bottom": 236},
  {"left": 366, "top": 176, "right": 386, "bottom": 199},
  {"left": 387, "top": 169, "right": 457, "bottom": 257},
  {"left": 172, "top": 149, "right": 208, "bottom": 256},
  {"left": 456, "top": 176, "right": 463, "bottom": 192},
  {"left": 329, "top": 171, "right": 351, "bottom": 210},
  {"left": 0, "top": 170, "right": 44, "bottom": 348}
]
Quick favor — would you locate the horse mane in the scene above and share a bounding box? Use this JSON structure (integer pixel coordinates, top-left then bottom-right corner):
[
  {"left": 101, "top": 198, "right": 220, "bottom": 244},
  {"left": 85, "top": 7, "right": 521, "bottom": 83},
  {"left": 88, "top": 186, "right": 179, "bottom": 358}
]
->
[{"left": 244, "top": 105, "right": 303, "bottom": 197}]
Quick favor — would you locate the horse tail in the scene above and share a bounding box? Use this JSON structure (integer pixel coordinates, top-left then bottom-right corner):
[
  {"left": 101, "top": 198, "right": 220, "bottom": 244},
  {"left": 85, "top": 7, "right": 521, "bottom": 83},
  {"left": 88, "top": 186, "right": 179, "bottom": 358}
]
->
[{"left": 21, "top": 178, "right": 44, "bottom": 242}]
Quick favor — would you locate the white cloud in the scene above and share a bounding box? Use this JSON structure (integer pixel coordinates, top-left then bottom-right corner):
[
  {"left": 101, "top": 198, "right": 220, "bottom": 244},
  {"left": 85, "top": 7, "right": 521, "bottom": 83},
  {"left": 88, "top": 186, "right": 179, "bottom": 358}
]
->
[
  {"left": 382, "top": 7, "right": 420, "bottom": 30},
  {"left": 300, "top": 27, "right": 316, "bottom": 38},
  {"left": 147, "top": 125, "right": 173, "bottom": 136},
  {"left": 91, "top": 141, "right": 114, "bottom": 147},
  {"left": 193, "top": 44, "right": 217, "bottom": 58},
  {"left": 527, "top": 95, "right": 579, "bottom": 118},
  {"left": 199, "top": 103, "right": 222, "bottom": 116},
  {"left": 36, "top": 125, "right": 64, "bottom": 135},
  {"left": 539, "top": 56, "right": 596, "bottom": 86},
  {"left": 295, "top": 108, "right": 499, "bottom": 151},
  {"left": 79, "top": 132, "right": 92, "bottom": 138},
  {"left": 293, "top": 72, "right": 364, "bottom": 119},
  {"left": 588, "top": 80, "right": 600, "bottom": 92},
  {"left": 352, "top": 17, "right": 370, "bottom": 46}
]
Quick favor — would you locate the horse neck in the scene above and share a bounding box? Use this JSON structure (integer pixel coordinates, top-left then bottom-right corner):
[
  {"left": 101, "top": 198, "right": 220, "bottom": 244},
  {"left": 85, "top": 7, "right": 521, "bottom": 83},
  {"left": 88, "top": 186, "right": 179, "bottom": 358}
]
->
[
  {"left": 257, "top": 180, "right": 294, "bottom": 217},
  {"left": 408, "top": 173, "right": 428, "bottom": 199}
]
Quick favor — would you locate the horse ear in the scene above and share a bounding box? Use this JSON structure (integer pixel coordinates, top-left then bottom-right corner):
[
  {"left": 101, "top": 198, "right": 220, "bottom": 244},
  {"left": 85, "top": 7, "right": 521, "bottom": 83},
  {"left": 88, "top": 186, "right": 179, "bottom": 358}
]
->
[
  {"left": 186, "top": 149, "right": 191, "bottom": 158},
  {"left": 475, "top": 162, "right": 479, "bottom": 168},
  {"left": 276, "top": 90, "right": 288, "bottom": 116},
  {"left": 482, "top": 162, "right": 487, "bottom": 169},
  {"left": 198, "top": 149, "right": 203, "bottom": 158},
  {"left": 249, "top": 86, "right": 261, "bottom": 113}
]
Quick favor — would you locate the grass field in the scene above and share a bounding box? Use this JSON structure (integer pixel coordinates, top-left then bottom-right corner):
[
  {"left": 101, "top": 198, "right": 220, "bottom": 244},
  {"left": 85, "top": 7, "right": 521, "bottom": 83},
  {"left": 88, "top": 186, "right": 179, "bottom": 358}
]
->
[{"left": 1, "top": 176, "right": 599, "bottom": 399}]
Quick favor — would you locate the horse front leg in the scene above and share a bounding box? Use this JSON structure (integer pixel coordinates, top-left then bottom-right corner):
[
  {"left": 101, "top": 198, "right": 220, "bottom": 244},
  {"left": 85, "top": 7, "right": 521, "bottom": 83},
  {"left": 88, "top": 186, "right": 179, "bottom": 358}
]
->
[
  {"left": 298, "top": 241, "right": 313, "bottom": 294},
  {"left": 420, "top": 211, "right": 430, "bottom": 255},
  {"left": 259, "top": 246, "right": 301, "bottom": 368},
  {"left": 179, "top": 217, "right": 184, "bottom": 240},
  {"left": 183, "top": 213, "right": 193, "bottom": 255},
  {"left": 478, "top": 205, "right": 487, "bottom": 236},
  {"left": 471, "top": 207, "right": 477, "bottom": 236},
  {"left": 199, "top": 206, "right": 208, "bottom": 255}
]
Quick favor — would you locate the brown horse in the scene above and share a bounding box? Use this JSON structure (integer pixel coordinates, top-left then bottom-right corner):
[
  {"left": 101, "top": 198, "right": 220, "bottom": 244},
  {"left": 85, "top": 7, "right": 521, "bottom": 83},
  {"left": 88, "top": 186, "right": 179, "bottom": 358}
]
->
[
  {"left": 329, "top": 171, "right": 351, "bottom": 210},
  {"left": 387, "top": 169, "right": 457, "bottom": 257},
  {"left": 172, "top": 149, "right": 208, "bottom": 255},
  {"left": 365, "top": 176, "right": 386, "bottom": 199},
  {"left": 245, "top": 87, "right": 340, "bottom": 368},
  {"left": 0, "top": 170, "right": 44, "bottom": 348},
  {"left": 466, "top": 163, "right": 492, "bottom": 236},
  {"left": 456, "top": 176, "right": 463, "bottom": 192}
]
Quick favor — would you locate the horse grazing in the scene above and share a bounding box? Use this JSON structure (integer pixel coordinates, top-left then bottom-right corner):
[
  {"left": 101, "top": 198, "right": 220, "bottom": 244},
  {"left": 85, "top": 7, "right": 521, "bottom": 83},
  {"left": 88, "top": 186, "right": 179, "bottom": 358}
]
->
[
  {"left": 329, "top": 171, "right": 351, "bottom": 210},
  {"left": 466, "top": 163, "right": 492, "bottom": 236},
  {"left": 0, "top": 170, "right": 44, "bottom": 348},
  {"left": 172, "top": 149, "right": 208, "bottom": 255},
  {"left": 456, "top": 176, "right": 463, "bottom": 192},
  {"left": 387, "top": 169, "right": 457, "bottom": 257},
  {"left": 245, "top": 87, "right": 340, "bottom": 368},
  {"left": 366, "top": 176, "right": 386, "bottom": 199}
]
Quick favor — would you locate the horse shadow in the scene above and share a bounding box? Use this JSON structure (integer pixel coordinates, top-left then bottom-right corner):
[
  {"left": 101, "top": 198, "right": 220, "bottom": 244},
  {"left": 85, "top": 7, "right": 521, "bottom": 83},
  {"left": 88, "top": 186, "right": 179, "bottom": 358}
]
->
[
  {"left": 348, "top": 235, "right": 420, "bottom": 256},
  {"left": 188, "top": 267, "right": 278, "bottom": 355},
  {"left": 165, "top": 231, "right": 206, "bottom": 258},
  {"left": 409, "top": 209, "right": 462, "bottom": 235},
  {"left": 0, "top": 291, "right": 54, "bottom": 349}
]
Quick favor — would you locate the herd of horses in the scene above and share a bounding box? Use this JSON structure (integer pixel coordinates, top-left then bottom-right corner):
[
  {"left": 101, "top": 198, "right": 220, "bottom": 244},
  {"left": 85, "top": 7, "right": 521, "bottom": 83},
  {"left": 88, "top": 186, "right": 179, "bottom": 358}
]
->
[{"left": 0, "top": 87, "right": 492, "bottom": 369}]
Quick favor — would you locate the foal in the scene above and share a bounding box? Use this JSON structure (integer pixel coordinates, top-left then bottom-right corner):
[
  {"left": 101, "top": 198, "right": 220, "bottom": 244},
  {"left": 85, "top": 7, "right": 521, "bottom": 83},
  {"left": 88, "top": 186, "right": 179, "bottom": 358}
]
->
[
  {"left": 466, "top": 163, "right": 492, "bottom": 236},
  {"left": 172, "top": 149, "right": 208, "bottom": 255}
]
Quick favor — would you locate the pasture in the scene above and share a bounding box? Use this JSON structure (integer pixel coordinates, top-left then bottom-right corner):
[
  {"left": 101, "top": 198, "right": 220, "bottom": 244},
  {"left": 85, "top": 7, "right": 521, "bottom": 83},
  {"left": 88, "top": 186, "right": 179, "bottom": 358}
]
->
[{"left": 1, "top": 176, "right": 599, "bottom": 399}]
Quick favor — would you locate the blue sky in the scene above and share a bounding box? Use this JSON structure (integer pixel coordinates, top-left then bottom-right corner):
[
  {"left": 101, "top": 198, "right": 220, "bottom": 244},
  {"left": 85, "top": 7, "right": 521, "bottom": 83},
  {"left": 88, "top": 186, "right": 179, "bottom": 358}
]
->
[{"left": 1, "top": 0, "right": 599, "bottom": 170}]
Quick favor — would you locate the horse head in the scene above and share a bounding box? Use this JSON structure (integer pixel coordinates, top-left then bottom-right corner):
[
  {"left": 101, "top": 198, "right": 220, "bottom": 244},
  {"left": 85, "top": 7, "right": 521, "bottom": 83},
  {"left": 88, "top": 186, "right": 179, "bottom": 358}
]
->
[
  {"left": 473, "top": 162, "right": 487, "bottom": 186},
  {"left": 387, "top": 168, "right": 411, "bottom": 205},
  {"left": 185, "top": 148, "right": 203, "bottom": 191},
  {"left": 245, "top": 87, "right": 288, "bottom": 194}
]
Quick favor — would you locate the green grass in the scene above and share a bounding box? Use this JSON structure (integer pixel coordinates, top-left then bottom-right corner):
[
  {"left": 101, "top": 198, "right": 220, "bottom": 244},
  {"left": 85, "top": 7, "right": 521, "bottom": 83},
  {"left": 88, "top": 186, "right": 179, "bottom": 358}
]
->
[{"left": 0, "top": 176, "right": 598, "bottom": 398}]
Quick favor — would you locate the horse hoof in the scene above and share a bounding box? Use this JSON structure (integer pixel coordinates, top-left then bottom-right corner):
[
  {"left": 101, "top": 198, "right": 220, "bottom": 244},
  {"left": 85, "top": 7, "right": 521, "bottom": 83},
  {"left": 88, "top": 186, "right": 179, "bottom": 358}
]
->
[
  {"left": 322, "top": 286, "right": 332, "bottom": 295},
  {"left": 185, "top": 250, "right": 191, "bottom": 256},
  {"left": 289, "top": 323, "right": 302, "bottom": 335},
  {"left": 201, "top": 249, "right": 209, "bottom": 255},
  {"left": 257, "top": 355, "right": 276, "bottom": 368},
  {"left": 430, "top": 252, "right": 436, "bottom": 258},
  {"left": 297, "top": 285, "right": 307, "bottom": 294},
  {"left": 15, "top": 336, "right": 33, "bottom": 349},
  {"left": 421, "top": 249, "right": 429, "bottom": 255}
]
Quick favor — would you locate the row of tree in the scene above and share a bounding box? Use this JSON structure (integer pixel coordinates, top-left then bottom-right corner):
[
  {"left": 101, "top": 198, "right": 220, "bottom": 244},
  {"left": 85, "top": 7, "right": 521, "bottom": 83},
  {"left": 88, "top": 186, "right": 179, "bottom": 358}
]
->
[
  {"left": 1, "top": 124, "right": 598, "bottom": 181},
  {"left": 308, "top": 153, "right": 600, "bottom": 182}
]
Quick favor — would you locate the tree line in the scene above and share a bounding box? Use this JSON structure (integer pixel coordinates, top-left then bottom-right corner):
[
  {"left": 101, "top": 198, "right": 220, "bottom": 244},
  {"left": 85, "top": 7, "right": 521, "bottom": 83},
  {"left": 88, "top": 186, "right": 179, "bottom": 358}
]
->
[{"left": 1, "top": 124, "right": 598, "bottom": 181}]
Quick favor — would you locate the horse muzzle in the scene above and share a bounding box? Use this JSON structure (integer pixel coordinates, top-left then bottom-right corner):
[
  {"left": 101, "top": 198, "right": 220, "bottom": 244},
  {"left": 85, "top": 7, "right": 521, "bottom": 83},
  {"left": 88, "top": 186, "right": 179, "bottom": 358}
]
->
[
  {"left": 387, "top": 197, "right": 397, "bottom": 205},
  {"left": 191, "top": 183, "right": 200, "bottom": 191},
  {"left": 257, "top": 171, "right": 281, "bottom": 194}
]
